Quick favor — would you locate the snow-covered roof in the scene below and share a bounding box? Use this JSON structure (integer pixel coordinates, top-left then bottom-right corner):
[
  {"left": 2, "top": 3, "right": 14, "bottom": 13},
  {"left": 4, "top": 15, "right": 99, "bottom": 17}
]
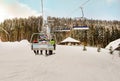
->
[
  {"left": 105, "top": 38, "right": 120, "bottom": 50},
  {"left": 61, "top": 37, "right": 80, "bottom": 43}
]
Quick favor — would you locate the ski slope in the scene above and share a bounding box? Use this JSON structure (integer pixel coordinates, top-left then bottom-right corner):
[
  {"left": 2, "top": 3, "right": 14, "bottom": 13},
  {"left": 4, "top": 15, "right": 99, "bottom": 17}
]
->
[{"left": 0, "top": 40, "right": 120, "bottom": 81}]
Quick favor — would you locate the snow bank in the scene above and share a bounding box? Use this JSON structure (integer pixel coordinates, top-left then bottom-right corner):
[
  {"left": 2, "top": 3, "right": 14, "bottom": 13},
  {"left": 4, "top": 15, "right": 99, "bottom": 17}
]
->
[
  {"left": 0, "top": 40, "right": 33, "bottom": 58},
  {"left": 19, "top": 40, "right": 30, "bottom": 45},
  {"left": 105, "top": 38, "right": 120, "bottom": 50},
  {"left": 0, "top": 40, "right": 30, "bottom": 48}
]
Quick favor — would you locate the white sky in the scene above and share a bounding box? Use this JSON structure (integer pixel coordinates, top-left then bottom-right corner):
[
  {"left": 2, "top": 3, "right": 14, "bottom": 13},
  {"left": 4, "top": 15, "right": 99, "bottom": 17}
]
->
[{"left": 0, "top": 0, "right": 39, "bottom": 22}]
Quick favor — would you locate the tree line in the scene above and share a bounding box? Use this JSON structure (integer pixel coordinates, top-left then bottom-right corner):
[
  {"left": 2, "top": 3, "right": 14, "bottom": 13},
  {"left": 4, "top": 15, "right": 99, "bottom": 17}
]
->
[{"left": 0, "top": 16, "right": 120, "bottom": 48}]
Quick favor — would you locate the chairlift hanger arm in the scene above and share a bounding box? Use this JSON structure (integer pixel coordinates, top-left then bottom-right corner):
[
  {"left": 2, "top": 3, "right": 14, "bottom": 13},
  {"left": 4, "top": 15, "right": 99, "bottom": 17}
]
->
[
  {"left": 41, "top": 0, "right": 44, "bottom": 17},
  {"left": 30, "top": 33, "right": 41, "bottom": 43},
  {"left": 80, "top": 7, "right": 84, "bottom": 19},
  {"left": 80, "top": 0, "right": 90, "bottom": 18},
  {"left": 39, "top": 0, "right": 44, "bottom": 32}
]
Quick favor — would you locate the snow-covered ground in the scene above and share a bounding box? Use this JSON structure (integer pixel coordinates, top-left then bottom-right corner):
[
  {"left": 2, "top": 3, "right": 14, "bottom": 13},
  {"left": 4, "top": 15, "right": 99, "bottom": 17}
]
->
[{"left": 0, "top": 40, "right": 120, "bottom": 81}]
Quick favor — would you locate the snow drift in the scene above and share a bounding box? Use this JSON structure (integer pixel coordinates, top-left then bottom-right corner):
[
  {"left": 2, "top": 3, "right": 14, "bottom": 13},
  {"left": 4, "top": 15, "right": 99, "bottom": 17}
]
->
[{"left": 105, "top": 38, "right": 120, "bottom": 50}]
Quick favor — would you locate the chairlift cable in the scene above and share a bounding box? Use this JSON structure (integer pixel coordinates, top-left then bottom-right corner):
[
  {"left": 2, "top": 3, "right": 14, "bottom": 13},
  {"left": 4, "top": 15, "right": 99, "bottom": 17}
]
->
[
  {"left": 66, "top": 0, "right": 90, "bottom": 19},
  {"left": 38, "top": 0, "right": 44, "bottom": 32},
  {"left": 80, "top": 0, "right": 90, "bottom": 7}
]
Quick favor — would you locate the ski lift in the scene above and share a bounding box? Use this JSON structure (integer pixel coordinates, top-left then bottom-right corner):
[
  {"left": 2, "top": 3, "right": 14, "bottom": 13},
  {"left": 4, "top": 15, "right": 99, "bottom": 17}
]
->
[
  {"left": 30, "top": 23, "right": 56, "bottom": 53},
  {"left": 30, "top": 0, "right": 56, "bottom": 53},
  {"left": 73, "top": 26, "right": 89, "bottom": 30},
  {"left": 54, "top": 27, "right": 71, "bottom": 32},
  {"left": 72, "top": 0, "right": 90, "bottom": 30},
  {"left": 30, "top": 32, "right": 55, "bottom": 50}
]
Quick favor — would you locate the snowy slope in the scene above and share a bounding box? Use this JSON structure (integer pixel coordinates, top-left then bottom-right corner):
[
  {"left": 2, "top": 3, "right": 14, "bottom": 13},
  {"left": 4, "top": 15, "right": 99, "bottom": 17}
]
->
[{"left": 0, "top": 40, "right": 120, "bottom": 81}]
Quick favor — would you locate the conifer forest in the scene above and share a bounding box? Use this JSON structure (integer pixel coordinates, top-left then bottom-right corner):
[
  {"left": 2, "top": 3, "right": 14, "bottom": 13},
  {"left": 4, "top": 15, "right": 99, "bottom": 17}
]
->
[{"left": 0, "top": 16, "right": 120, "bottom": 48}]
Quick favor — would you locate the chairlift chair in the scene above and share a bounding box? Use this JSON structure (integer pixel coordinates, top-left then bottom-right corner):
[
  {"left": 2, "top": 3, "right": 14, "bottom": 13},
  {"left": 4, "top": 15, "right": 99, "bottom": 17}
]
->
[
  {"left": 30, "top": 0, "right": 56, "bottom": 53},
  {"left": 30, "top": 32, "right": 55, "bottom": 51}
]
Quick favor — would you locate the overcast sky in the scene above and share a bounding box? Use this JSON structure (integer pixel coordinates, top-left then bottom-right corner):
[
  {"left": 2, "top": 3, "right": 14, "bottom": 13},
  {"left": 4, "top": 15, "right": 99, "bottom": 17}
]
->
[{"left": 0, "top": 0, "right": 120, "bottom": 22}]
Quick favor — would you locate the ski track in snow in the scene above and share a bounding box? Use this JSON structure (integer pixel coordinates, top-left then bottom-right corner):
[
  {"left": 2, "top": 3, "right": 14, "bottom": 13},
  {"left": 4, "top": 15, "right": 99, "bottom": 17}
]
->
[{"left": 0, "top": 40, "right": 120, "bottom": 81}]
